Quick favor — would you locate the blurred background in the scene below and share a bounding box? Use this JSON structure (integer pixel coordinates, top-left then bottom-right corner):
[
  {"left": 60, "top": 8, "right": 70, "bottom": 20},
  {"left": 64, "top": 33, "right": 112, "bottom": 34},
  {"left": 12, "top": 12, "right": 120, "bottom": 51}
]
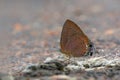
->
[{"left": 0, "top": 0, "right": 120, "bottom": 73}]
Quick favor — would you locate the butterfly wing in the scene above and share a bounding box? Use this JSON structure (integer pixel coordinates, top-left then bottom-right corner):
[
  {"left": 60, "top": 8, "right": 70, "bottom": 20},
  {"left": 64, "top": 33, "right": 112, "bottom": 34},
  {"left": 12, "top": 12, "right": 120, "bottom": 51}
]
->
[{"left": 60, "top": 19, "right": 90, "bottom": 57}]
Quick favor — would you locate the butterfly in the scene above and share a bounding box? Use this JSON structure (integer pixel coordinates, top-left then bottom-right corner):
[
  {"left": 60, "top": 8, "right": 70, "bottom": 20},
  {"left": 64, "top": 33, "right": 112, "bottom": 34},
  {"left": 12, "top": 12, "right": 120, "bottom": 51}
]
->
[{"left": 60, "top": 19, "right": 95, "bottom": 57}]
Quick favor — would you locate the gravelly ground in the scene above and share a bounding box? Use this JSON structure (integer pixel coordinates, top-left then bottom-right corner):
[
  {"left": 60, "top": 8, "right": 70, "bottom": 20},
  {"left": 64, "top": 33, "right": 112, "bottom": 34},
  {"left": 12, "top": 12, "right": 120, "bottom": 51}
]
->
[{"left": 0, "top": 0, "right": 120, "bottom": 79}]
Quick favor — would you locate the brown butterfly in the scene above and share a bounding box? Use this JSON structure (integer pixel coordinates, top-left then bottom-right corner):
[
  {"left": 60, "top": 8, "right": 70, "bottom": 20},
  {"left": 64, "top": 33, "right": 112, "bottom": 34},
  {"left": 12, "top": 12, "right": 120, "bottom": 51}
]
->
[{"left": 60, "top": 19, "right": 95, "bottom": 57}]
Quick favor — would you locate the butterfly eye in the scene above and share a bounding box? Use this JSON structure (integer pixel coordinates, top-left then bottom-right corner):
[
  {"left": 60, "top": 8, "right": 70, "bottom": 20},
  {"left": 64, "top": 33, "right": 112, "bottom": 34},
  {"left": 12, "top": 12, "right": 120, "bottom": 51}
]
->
[{"left": 89, "top": 44, "right": 93, "bottom": 47}]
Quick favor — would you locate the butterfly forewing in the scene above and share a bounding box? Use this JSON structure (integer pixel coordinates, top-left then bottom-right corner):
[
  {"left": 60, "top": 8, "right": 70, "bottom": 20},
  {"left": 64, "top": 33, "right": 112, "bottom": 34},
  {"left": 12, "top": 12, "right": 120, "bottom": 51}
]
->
[{"left": 60, "top": 19, "right": 90, "bottom": 57}]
